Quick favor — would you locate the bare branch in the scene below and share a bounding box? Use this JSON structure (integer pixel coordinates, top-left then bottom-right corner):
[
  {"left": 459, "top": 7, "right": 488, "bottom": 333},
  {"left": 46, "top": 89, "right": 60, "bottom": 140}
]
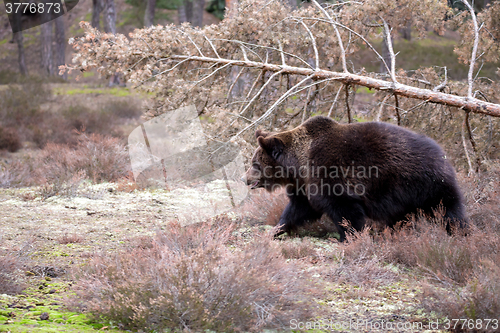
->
[
  {"left": 232, "top": 74, "right": 315, "bottom": 140},
  {"left": 298, "top": 20, "right": 319, "bottom": 70},
  {"left": 433, "top": 66, "right": 448, "bottom": 92},
  {"left": 161, "top": 54, "right": 500, "bottom": 117},
  {"left": 460, "top": 0, "right": 479, "bottom": 99},
  {"left": 278, "top": 40, "right": 286, "bottom": 66},
  {"left": 238, "top": 70, "right": 265, "bottom": 114},
  {"left": 203, "top": 34, "right": 220, "bottom": 59},
  {"left": 311, "top": 0, "right": 348, "bottom": 73},
  {"left": 394, "top": 94, "right": 400, "bottom": 126},
  {"left": 380, "top": 17, "right": 397, "bottom": 83},
  {"left": 345, "top": 84, "right": 352, "bottom": 123},
  {"left": 226, "top": 66, "right": 246, "bottom": 104},
  {"left": 376, "top": 95, "right": 391, "bottom": 122},
  {"left": 238, "top": 70, "right": 284, "bottom": 117}
]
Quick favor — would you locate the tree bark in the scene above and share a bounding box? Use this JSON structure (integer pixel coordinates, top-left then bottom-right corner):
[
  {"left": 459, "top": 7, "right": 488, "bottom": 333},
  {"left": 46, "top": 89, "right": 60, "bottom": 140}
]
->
[
  {"left": 41, "top": 20, "right": 53, "bottom": 76},
  {"left": 192, "top": 0, "right": 205, "bottom": 27},
  {"left": 12, "top": 12, "right": 27, "bottom": 75},
  {"left": 103, "top": 0, "right": 116, "bottom": 34},
  {"left": 92, "top": 0, "right": 103, "bottom": 29},
  {"left": 55, "top": 15, "right": 67, "bottom": 79},
  {"left": 144, "top": 0, "right": 157, "bottom": 27}
]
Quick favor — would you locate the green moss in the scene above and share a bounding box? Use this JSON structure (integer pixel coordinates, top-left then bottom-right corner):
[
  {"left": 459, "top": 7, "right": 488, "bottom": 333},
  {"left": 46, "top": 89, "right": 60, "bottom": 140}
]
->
[
  {"left": 0, "top": 38, "right": 8, "bottom": 46},
  {"left": 356, "top": 86, "right": 375, "bottom": 94},
  {"left": 54, "top": 87, "right": 131, "bottom": 97}
]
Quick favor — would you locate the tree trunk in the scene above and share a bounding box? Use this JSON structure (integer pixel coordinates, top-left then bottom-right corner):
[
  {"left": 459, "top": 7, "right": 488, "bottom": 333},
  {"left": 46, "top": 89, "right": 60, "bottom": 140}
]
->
[
  {"left": 41, "top": 21, "right": 53, "bottom": 76},
  {"left": 92, "top": 0, "right": 103, "bottom": 29},
  {"left": 401, "top": 20, "right": 411, "bottom": 41},
  {"left": 14, "top": 32, "right": 27, "bottom": 75},
  {"left": 192, "top": 0, "right": 205, "bottom": 27},
  {"left": 144, "top": 0, "right": 157, "bottom": 27},
  {"left": 103, "top": 0, "right": 116, "bottom": 34},
  {"left": 178, "top": 2, "right": 187, "bottom": 24},
  {"left": 55, "top": 15, "right": 67, "bottom": 79},
  {"left": 12, "top": 12, "right": 27, "bottom": 75}
]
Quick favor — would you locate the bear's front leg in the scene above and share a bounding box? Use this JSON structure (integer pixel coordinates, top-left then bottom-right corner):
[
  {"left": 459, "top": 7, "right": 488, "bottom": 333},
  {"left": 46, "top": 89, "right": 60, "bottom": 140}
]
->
[{"left": 274, "top": 193, "right": 322, "bottom": 238}]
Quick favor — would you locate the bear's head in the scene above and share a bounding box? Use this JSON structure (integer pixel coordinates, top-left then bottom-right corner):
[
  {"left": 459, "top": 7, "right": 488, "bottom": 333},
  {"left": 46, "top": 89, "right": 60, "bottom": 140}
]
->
[{"left": 243, "top": 129, "right": 297, "bottom": 191}]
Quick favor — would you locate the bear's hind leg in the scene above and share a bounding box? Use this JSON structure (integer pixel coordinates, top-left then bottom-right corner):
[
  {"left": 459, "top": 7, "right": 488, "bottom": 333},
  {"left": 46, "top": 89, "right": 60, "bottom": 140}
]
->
[
  {"left": 323, "top": 200, "right": 367, "bottom": 242},
  {"left": 275, "top": 194, "right": 322, "bottom": 237}
]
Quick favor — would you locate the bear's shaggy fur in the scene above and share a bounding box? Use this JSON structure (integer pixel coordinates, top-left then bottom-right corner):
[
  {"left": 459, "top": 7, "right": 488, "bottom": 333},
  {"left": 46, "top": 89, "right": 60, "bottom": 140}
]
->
[{"left": 244, "top": 116, "right": 466, "bottom": 240}]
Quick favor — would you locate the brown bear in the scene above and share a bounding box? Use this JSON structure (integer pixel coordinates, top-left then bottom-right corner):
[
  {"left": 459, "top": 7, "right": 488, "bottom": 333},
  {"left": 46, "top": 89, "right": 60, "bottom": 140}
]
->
[{"left": 243, "top": 116, "right": 466, "bottom": 241}]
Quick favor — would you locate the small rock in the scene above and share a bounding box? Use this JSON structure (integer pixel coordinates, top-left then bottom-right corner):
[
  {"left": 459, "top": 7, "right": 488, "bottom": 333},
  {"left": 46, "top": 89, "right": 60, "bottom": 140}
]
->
[
  {"left": 40, "top": 312, "right": 49, "bottom": 320},
  {"left": 48, "top": 289, "right": 56, "bottom": 294}
]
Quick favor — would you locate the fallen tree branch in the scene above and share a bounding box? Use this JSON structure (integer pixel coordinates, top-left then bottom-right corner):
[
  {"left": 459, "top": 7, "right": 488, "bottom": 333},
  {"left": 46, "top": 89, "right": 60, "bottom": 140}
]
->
[{"left": 161, "top": 54, "right": 500, "bottom": 117}]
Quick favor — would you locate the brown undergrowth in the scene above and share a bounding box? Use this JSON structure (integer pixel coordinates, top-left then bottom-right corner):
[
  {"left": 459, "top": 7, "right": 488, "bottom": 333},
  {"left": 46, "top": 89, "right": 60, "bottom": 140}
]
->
[{"left": 68, "top": 215, "right": 314, "bottom": 332}]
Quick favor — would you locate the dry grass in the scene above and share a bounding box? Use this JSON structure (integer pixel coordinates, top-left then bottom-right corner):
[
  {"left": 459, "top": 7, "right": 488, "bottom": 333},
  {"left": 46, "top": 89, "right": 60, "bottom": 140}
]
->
[{"left": 69, "top": 215, "right": 313, "bottom": 332}]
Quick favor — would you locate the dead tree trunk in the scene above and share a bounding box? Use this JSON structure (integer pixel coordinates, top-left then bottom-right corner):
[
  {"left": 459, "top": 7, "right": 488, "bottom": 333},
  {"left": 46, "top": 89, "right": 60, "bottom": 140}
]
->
[
  {"left": 41, "top": 21, "right": 53, "bottom": 76},
  {"left": 92, "top": 0, "right": 103, "bottom": 29},
  {"left": 55, "top": 15, "right": 67, "bottom": 79},
  {"left": 12, "top": 12, "right": 27, "bottom": 75}
]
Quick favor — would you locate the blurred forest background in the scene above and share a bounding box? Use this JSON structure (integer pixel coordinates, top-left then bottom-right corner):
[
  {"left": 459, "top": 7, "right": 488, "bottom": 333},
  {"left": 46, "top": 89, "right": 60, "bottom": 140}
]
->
[{"left": 1, "top": 0, "right": 500, "bottom": 332}]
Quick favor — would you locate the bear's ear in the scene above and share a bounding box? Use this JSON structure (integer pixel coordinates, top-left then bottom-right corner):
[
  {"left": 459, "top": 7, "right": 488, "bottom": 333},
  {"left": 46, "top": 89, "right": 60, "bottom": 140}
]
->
[
  {"left": 258, "top": 136, "right": 284, "bottom": 160},
  {"left": 255, "top": 130, "right": 270, "bottom": 139}
]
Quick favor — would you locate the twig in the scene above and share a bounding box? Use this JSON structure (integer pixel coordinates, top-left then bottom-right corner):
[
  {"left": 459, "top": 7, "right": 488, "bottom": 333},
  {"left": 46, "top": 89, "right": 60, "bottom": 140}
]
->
[
  {"left": 345, "top": 84, "right": 352, "bottom": 123},
  {"left": 462, "top": 114, "right": 474, "bottom": 177},
  {"left": 394, "top": 94, "right": 400, "bottom": 126},
  {"left": 238, "top": 70, "right": 265, "bottom": 114},
  {"left": 278, "top": 40, "right": 286, "bottom": 66},
  {"left": 464, "top": 111, "right": 481, "bottom": 173},
  {"left": 433, "top": 66, "right": 448, "bottom": 92},
  {"left": 327, "top": 85, "right": 343, "bottom": 118},
  {"left": 226, "top": 66, "right": 246, "bottom": 104}
]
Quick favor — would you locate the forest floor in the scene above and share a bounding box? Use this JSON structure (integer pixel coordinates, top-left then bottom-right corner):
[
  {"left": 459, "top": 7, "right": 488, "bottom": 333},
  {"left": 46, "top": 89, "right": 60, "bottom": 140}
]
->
[{"left": 0, "top": 183, "right": 448, "bottom": 333}]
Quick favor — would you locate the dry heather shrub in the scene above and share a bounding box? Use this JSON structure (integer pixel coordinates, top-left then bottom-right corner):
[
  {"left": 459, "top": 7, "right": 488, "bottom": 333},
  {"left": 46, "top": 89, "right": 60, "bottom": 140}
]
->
[
  {"left": 239, "top": 189, "right": 288, "bottom": 226},
  {"left": 331, "top": 228, "right": 398, "bottom": 286},
  {"left": 33, "top": 133, "right": 130, "bottom": 197},
  {"left": 0, "top": 159, "right": 31, "bottom": 188},
  {"left": 0, "top": 126, "right": 21, "bottom": 152},
  {"left": 70, "top": 217, "right": 311, "bottom": 331},
  {"left": 58, "top": 233, "right": 84, "bottom": 244},
  {"left": 0, "top": 254, "right": 25, "bottom": 295},
  {"left": 279, "top": 237, "right": 317, "bottom": 259}
]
